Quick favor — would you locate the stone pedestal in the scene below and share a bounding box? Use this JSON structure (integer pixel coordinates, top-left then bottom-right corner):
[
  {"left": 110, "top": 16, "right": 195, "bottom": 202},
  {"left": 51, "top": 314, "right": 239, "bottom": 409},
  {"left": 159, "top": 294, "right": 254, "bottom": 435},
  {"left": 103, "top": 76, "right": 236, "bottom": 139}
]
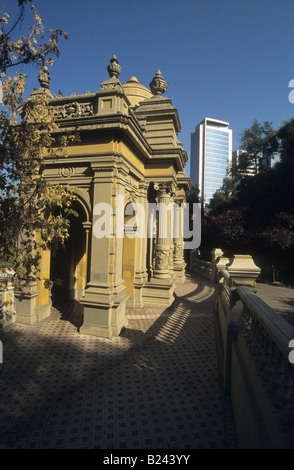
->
[
  {"left": 14, "top": 281, "right": 40, "bottom": 325},
  {"left": 142, "top": 277, "right": 176, "bottom": 307},
  {"left": 211, "top": 248, "right": 230, "bottom": 282},
  {"left": 227, "top": 255, "right": 261, "bottom": 288},
  {"left": 0, "top": 269, "right": 16, "bottom": 328},
  {"left": 15, "top": 234, "right": 51, "bottom": 325},
  {"left": 80, "top": 281, "right": 128, "bottom": 338}
]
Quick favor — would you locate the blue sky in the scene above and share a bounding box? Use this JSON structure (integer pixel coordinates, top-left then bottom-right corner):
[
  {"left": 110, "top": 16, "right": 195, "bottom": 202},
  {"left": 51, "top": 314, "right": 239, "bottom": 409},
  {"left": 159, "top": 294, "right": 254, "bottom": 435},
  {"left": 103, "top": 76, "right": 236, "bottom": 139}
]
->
[{"left": 6, "top": 0, "right": 294, "bottom": 176}]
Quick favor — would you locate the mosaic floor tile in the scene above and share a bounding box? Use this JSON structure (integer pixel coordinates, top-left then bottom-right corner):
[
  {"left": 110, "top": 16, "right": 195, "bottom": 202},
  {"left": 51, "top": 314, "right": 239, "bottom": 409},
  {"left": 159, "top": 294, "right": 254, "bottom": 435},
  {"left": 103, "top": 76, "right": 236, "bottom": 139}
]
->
[{"left": 0, "top": 274, "right": 238, "bottom": 449}]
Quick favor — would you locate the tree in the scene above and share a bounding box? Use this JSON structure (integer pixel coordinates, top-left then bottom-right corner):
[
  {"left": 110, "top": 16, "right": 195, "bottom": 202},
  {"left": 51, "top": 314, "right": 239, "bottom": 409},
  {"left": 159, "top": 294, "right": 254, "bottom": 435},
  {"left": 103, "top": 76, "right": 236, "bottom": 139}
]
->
[
  {"left": 200, "top": 118, "right": 294, "bottom": 284},
  {"left": 231, "top": 120, "right": 278, "bottom": 180},
  {"left": 208, "top": 177, "right": 238, "bottom": 214},
  {"left": 0, "top": 2, "right": 76, "bottom": 282},
  {"left": 276, "top": 118, "right": 294, "bottom": 169},
  {"left": 185, "top": 184, "right": 200, "bottom": 204},
  {"left": 0, "top": 0, "right": 68, "bottom": 75}
]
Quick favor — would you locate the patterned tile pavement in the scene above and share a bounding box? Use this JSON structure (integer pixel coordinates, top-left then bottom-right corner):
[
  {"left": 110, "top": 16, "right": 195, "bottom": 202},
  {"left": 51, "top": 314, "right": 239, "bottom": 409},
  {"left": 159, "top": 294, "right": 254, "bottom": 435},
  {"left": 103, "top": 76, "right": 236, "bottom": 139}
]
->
[{"left": 0, "top": 274, "right": 238, "bottom": 449}]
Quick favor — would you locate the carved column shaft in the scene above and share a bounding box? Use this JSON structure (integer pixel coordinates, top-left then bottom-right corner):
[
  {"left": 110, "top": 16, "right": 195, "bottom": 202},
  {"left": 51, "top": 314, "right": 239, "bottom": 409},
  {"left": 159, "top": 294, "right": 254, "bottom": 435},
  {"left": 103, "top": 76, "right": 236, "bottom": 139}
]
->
[
  {"left": 173, "top": 199, "right": 184, "bottom": 266},
  {"left": 172, "top": 197, "right": 186, "bottom": 282},
  {"left": 153, "top": 182, "right": 175, "bottom": 280}
]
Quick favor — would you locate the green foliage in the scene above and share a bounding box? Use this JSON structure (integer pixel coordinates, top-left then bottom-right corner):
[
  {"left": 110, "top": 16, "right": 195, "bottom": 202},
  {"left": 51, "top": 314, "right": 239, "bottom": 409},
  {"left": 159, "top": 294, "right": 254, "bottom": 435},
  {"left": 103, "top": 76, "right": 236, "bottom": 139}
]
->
[
  {"left": 231, "top": 120, "right": 278, "bottom": 180},
  {"left": 276, "top": 118, "right": 294, "bottom": 168},
  {"left": 0, "top": 3, "right": 77, "bottom": 283},
  {"left": 0, "top": 0, "right": 68, "bottom": 75},
  {"left": 185, "top": 184, "right": 200, "bottom": 204},
  {"left": 202, "top": 118, "right": 294, "bottom": 285},
  {"left": 208, "top": 177, "right": 238, "bottom": 214}
]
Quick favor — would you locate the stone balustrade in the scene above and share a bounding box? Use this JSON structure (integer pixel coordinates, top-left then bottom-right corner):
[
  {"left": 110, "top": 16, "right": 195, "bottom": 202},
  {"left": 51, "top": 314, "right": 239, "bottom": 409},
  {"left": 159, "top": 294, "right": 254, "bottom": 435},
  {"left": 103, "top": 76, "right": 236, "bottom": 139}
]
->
[
  {"left": 216, "top": 253, "right": 294, "bottom": 448},
  {"left": 189, "top": 247, "right": 231, "bottom": 282}
]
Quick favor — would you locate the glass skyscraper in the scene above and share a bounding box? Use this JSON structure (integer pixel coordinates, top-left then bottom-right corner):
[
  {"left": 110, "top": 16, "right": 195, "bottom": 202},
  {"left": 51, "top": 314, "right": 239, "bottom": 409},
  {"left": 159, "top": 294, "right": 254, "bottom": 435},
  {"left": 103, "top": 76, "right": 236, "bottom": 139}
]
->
[{"left": 190, "top": 118, "right": 232, "bottom": 206}]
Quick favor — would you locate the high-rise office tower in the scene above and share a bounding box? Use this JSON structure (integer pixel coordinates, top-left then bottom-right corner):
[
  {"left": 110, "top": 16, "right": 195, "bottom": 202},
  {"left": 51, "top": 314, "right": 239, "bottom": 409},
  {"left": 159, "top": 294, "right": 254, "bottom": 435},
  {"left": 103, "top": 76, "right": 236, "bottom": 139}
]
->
[{"left": 190, "top": 118, "right": 233, "bottom": 206}]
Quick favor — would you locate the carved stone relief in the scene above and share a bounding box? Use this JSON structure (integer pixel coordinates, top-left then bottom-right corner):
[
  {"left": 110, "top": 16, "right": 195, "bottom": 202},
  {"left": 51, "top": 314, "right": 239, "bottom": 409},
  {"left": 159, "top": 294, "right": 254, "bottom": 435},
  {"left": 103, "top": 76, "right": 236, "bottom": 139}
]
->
[
  {"left": 53, "top": 101, "right": 93, "bottom": 119},
  {"left": 174, "top": 243, "right": 183, "bottom": 259},
  {"left": 60, "top": 167, "right": 74, "bottom": 178},
  {"left": 153, "top": 247, "right": 170, "bottom": 271}
]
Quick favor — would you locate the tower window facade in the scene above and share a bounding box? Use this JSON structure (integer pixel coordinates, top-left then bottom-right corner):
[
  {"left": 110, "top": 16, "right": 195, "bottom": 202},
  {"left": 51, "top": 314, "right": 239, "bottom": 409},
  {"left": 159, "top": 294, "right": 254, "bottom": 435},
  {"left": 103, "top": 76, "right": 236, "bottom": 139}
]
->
[{"left": 190, "top": 118, "right": 232, "bottom": 206}]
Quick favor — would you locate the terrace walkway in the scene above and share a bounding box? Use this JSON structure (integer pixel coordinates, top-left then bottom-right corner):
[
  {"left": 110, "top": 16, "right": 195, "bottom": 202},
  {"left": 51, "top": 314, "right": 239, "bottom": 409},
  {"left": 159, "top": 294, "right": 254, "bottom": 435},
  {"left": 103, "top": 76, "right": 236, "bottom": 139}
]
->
[
  {"left": 0, "top": 274, "right": 238, "bottom": 449},
  {"left": 256, "top": 282, "right": 294, "bottom": 327}
]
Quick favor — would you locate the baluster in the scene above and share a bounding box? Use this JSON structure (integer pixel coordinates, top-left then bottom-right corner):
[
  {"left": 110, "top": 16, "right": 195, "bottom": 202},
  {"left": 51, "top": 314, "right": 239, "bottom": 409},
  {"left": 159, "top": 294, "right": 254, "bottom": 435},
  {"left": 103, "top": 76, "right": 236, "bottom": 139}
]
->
[
  {"left": 252, "top": 322, "right": 265, "bottom": 361},
  {"left": 278, "top": 365, "right": 294, "bottom": 434},
  {"left": 247, "top": 321, "right": 260, "bottom": 361},
  {"left": 255, "top": 329, "right": 266, "bottom": 372},
  {"left": 260, "top": 336, "right": 275, "bottom": 387},
  {"left": 273, "top": 359, "right": 294, "bottom": 412},
  {"left": 267, "top": 348, "right": 286, "bottom": 399},
  {"left": 254, "top": 331, "right": 272, "bottom": 381},
  {"left": 224, "top": 278, "right": 230, "bottom": 307},
  {"left": 246, "top": 316, "right": 259, "bottom": 357},
  {"left": 240, "top": 305, "right": 251, "bottom": 340}
]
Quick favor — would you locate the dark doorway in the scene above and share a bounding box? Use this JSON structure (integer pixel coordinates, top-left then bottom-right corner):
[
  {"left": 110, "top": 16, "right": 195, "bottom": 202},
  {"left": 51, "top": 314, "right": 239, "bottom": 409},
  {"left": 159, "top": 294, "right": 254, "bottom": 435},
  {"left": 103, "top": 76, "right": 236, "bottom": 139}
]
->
[{"left": 50, "top": 199, "right": 88, "bottom": 308}]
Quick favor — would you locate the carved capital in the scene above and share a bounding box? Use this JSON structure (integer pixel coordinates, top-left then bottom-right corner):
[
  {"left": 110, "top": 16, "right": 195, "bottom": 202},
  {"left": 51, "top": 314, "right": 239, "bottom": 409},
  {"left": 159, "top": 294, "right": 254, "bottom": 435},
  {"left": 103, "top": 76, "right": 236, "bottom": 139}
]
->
[{"left": 154, "top": 181, "right": 176, "bottom": 198}]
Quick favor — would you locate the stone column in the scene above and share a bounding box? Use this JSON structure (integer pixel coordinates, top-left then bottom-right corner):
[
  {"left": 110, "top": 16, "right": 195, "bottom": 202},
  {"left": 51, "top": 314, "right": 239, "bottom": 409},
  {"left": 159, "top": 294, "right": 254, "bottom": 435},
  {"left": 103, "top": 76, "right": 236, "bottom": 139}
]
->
[
  {"left": 80, "top": 161, "right": 128, "bottom": 338},
  {"left": 173, "top": 196, "right": 186, "bottom": 283},
  {"left": 153, "top": 182, "right": 175, "bottom": 280},
  {"left": 82, "top": 221, "right": 91, "bottom": 291},
  {"left": 142, "top": 181, "right": 177, "bottom": 307},
  {"left": 71, "top": 221, "right": 91, "bottom": 300}
]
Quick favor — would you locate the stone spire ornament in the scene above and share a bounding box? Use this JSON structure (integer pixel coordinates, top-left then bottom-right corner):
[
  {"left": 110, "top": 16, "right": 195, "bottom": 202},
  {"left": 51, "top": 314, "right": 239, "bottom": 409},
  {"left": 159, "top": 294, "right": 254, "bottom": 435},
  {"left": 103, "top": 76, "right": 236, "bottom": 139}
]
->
[
  {"left": 107, "top": 55, "right": 121, "bottom": 79},
  {"left": 30, "top": 65, "right": 52, "bottom": 98},
  {"left": 38, "top": 66, "right": 50, "bottom": 89},
  {"left": 100, "top": 55, "right": 124, "bottom": 92},
  {"left": 149, "top": 69, "right": 168, "bottom": 96}
]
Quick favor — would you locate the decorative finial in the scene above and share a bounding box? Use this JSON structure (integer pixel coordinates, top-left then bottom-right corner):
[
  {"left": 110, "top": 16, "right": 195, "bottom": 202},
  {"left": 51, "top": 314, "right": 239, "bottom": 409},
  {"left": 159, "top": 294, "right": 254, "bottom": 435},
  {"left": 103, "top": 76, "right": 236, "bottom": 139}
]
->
[
  {"left": 38, "top": 66, "right": 50, "bottom": 89},
  {"left": 149, "top": 69, "right": 168, "bottom": 96},
  {"left": 107, "top": 55, "right": 121, "bottom": 79}
]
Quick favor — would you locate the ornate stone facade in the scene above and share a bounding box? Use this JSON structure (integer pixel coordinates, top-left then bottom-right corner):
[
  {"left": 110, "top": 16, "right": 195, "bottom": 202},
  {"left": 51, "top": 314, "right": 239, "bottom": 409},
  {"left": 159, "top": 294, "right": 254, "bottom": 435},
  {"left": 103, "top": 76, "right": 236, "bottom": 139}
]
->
[{"left": 14, "top": 56, "right": 190, "bottom": 338}]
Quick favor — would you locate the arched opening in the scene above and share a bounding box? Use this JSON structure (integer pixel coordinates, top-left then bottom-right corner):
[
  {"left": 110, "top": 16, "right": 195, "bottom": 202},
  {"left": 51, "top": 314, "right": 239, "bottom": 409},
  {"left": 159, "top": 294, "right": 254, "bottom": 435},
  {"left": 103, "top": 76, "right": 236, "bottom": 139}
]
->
[
  {"left": 122, "top": 201, "right": 138, "bottom": 298},
  {"left": 50, "top": 198, "right": 89, "bottom": 308},
  {"left": 147, "top": 182, "right": 157, "bottom": 280}
]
